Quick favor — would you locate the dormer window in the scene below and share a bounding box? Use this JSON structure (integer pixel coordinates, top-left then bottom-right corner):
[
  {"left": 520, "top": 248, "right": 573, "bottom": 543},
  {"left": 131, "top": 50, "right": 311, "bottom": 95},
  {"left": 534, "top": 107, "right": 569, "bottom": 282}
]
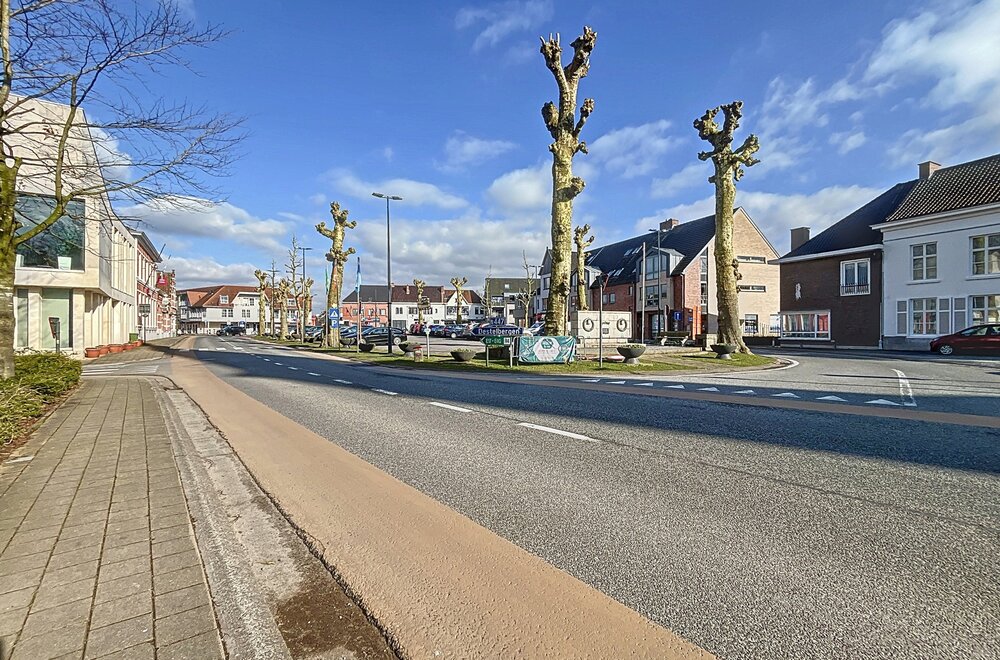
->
[{"left": 220, "top": 295, "right": 229, "bottom": 304}]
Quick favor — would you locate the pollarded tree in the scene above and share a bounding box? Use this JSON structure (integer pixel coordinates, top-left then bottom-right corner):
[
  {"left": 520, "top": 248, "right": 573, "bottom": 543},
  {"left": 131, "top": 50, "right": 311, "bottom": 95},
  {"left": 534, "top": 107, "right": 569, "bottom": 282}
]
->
[
  {"left": 0, "top": 0, "right": 242, "bottom": 378},
  {"left": 315, "top": 201, "right": 356, "bottom": 347},
  {"left": 413, "top": 279, "right": 426, "bottom": 327},
  {"left": 539, "top": 26, "right": 597, "bottom": 336},
  {"left": 573, "top": 224, "right": 594, "bottom": 311},
  {"left": 276, "top": 278, "right": 292, "bottom": 339},
  {"left": 694, "top": 100, "right": 760, "bottom": 354},
  {"left": 253, "top": 269, "right": 268, "bottom": 335},
  {"left": 450, "top": 276, "right": 468, "bottom": 324}
]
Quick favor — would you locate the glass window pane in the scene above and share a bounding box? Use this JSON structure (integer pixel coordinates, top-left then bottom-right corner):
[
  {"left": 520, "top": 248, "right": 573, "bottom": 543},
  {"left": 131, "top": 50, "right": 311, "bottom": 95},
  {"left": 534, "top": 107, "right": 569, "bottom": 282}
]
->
[
  {"left": 15, "top": 196, "right": 85, "bottom": 270},
  {"left": 925, "top": 256, "right": 937, "bottom": 278},
  {"left": 972, "top": 236, "right": 985, "bottom": 249},
  {"left": 39, "top": 288, "right": 72, "bottom": 349},
  {"left": 925, "top": 243, "right": 936, "bottom": 256},
  {"left": 989, "top": 234, "right": 1000, "bottom": 248},
  {"left": 990, "top": 249, "right": 1000, "bottom": 274},
  {"left": 15, "top": 289, "right": 28, "bottom": 348},
  {"left": 912, "top": 245, "right": 923, "bottom": 257}
]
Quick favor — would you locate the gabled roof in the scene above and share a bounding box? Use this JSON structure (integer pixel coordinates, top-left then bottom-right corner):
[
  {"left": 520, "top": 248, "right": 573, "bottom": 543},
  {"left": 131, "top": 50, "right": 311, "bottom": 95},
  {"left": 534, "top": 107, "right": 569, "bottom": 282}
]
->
[
  {"left": 779, "top": 181, "right": 918, "bottom": 261},
  {"left": 585, "top": 214, "right": 716, "bottom": 286},
  {"left": 885, "top": 153, "right": 1000, "bottom": 222},
  {"left": 342, "top": 284, "right": 481, "bottom": 305},
  {"left": 485, "top": 277, "right": 530, "bottom": 292},
  {"left": 179, "top": 285, "right": 258, "bottom": 308}
]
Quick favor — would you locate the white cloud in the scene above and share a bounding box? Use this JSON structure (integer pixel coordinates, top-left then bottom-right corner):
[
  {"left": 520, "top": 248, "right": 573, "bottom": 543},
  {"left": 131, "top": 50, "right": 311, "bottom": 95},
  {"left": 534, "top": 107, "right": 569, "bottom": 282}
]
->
[
  {"left": 349, "top": 211, "right": 548, "bottom": 288},
  {"left": 308, "top": 193, "right": 326, "bottom": 206},
  {"left": 486, "top": 163, "right": 550, "bottom": 212},
  {"left": 327, "top": 169, "right": 468, "bottom": 210},
  {"left": 456, "top": 0, "right": 553, "bottom": 51},
  {"left": 438, "top": 131, "right": 517, "bottom": 172},
  {"left": 829, "top": 130, "right": 867, "bottom": 154},
  {"left": 636, "top": 185, "right": 882, "bottom": 253},
  {"left": 650, "top": 162, "right": 712, "bottom": 198},
  {"left": 120, "top": 196, "right": 288, "bottom": 253},
  {"left": 382, "top": 146, "right": 394, "bottom": 162},
  {"left": 587, "top": 120, "right": 679, "bottom": 178},
  {"left": 166, "top": 256, "right": 257, "bottom": 289}
]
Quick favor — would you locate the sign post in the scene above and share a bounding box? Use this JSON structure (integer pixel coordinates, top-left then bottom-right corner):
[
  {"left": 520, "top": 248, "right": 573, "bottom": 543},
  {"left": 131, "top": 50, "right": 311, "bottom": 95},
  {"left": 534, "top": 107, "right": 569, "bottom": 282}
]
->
[
  {"left": 481, "top": 335, "right": 512, "bottom": 369},
  {"left": 138, "top": 303, "right": 151, "bottom": 342},
  {"left": 424, "top": 325, "right": 431, "bottom": 357},
  {"left": 48, "top": 317, "right": 61, "bottom": 353}
]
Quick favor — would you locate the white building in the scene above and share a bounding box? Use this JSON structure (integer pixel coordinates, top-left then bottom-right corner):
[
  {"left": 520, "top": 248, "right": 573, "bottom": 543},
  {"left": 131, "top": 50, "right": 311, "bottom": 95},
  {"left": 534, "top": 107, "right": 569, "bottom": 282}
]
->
[
  {"left": 879, "top": 156, "right": 1000, "bottom": 350},
  {"left": 344, "top": 284, "right": 485, "bottom": 330},
  {"left": 11, "top": 98, "right": 137, "bottom": 354},
  {"left": 179, "top": 285, "right": 278, "bottom": 334}
]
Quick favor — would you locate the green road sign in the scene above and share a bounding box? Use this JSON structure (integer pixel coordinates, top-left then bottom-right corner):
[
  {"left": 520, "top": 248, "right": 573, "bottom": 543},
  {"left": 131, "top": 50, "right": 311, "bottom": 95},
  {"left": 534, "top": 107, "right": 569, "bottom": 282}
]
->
[{"left": 482, "top": 335, "right": 512, "bottom": 347}]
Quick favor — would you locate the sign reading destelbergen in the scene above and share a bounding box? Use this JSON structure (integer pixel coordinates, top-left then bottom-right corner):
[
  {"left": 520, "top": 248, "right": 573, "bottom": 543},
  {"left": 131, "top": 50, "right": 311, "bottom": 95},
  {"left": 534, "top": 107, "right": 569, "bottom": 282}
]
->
[{"left": 518, "top": 336, "right": 576, "bottom": 363}]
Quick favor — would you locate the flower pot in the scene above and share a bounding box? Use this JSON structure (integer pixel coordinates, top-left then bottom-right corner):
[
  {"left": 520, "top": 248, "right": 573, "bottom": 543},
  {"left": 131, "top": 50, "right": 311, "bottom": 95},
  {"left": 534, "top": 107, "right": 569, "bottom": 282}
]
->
[
  {"left": 84, "top": 347, "right": 101, "bottom": 358},
  {"left": 98, "top": 345, "right": 110, "bottom": 356},
  {"left": 108, "top": 344, "right": 125, "bottom": 353},
  {"left": 399, "top": 341, "right": 418, "bottom": 357},
  {"left": 450, "top": 350, "right": 475, "bottom": 362},
  {"left": 710, "top": 343, "right": 737, "bottom": 359},
  {"left": 359, "top": 343, "right": 375, "bottom": 353},
  {"left": 616, "top": 344, "right": 646, "bottom": 365}
]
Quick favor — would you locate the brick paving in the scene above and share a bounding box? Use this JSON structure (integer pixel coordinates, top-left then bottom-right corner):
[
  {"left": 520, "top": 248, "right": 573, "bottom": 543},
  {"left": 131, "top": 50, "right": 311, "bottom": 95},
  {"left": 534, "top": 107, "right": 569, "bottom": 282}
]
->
[{"left": 0, "top": 379, "right": 223, "bottom": 660}]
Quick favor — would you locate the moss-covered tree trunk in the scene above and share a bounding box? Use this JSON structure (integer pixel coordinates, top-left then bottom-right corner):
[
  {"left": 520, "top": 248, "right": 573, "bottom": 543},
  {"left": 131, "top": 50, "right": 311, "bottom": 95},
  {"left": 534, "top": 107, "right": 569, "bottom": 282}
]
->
[
  {"left": 316, "top": 202, "right": 356, "bottom": 347},
  {"left": 573, "top": 224, "right": 594, "bottom": 311},
  {"left": 451, "top": 277, "right": 467, "bottom": 324},
  {"left": 694, "top": 100, "right": 760, "bottom": 354},
  {"left": 278, "top": 279, "right": 290, "bottom": 339},
  {"left": 539, "top": 27, "right": 596, "bottom": 336},
  {"left": 0, "top": 160, "right": 20, "bottom": 379},
  {"left": 414, "top": 279, "right": 426, "bottom": 327}
]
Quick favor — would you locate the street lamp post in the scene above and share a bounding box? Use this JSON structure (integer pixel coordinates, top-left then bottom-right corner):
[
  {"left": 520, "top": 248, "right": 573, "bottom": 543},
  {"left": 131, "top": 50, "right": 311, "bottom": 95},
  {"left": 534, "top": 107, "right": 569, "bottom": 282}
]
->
[
  {"left": 372, "top": 192, "right": 402, "bottom": 353},
  {"left": 299, "top": 245, "right": 313, "bottom": 342},
  {"left": 648, "top": 228, "right": 663, "bottom": 338}
]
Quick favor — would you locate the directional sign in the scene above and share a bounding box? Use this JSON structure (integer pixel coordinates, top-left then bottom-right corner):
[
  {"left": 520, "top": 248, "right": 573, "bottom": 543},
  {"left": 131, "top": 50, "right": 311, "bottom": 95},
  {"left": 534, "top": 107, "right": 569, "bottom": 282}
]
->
[
  {"left": 475, "top": 326, "right": 522, "bottom": 337},
  {"left": 328, "top": 307, "right": 341, "bottom": 321},
  {"left": 482, "top": 335, "right": 512, "bottom": 347},
  {"left": 138, "top": 303, "right": 151, "bottom": 316}
]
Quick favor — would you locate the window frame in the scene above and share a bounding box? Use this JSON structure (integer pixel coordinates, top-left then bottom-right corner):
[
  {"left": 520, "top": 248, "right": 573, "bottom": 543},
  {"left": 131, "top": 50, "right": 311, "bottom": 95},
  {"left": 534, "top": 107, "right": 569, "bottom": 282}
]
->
[
  {"left": 911, "top": 242, "right": 938, "bottom": 281},
  {"left": 909, "top": 297, "right": 937, "bottom": 336},
  {"left": 971, "top": 233, "right": 1000, "bottom": 277},
  {"left": 780, "top": 310, "right": 831, "bottom": 340},
  {"left": 839, "top": 258, "right": 871, "bottom": 296}
]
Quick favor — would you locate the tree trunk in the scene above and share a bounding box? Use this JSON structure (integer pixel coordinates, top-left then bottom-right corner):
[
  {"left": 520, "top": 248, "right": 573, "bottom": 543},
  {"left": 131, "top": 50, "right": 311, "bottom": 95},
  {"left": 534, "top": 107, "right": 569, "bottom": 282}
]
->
[
  {"left": 545, "top": 146, "right": 575, "bottom": 336},
  {"left": 575, "top": 241, "right": 589, "bottom": 311},
  {"left": 280, "top": 305, "right": 288, "bottom": 339},
  {"left": 0, "top": 241, "right": 16, "bottom": 379},
  {"left": 712, "top": 173, "right": 748, "bottom": 353},
  {"left": 326, "top": 272, "right": 339, "bottom": 347}
]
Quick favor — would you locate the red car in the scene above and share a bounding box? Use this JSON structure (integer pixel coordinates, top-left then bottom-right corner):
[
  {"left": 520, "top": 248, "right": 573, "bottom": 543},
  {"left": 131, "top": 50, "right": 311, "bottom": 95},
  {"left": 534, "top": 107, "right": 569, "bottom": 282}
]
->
[{"left": 930, "top": 324, "right": 1000, "bottom": 355}]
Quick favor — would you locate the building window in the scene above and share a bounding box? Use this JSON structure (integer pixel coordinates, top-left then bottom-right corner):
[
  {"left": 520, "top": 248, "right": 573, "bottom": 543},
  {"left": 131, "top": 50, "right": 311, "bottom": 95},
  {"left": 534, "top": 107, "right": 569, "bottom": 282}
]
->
[
  {"left": 971, "top": 295, "right": 1000, "bottom": 324},
  {"left": 911, "top": 243, "right": 937, "bottom": 280},
  {"left": 222, "top": 309, "right": 234, "bottom": 318},
  {"left": 781, "top": 311, "right": 830, "bottom": 340},
  {"left": 953, "top": 297, "right": 967, "bottom": 331},
  {"left": 241, "top": 309, "right": 252, "bottom": 318},
  {"left": 15, "top": 288, "right": 28, "bottom": 348},
  {"left": 840, "top": 259, "right": 870, "bottom": 296},
  {"left": 220, "top": 295, "right": 229, "bottom": 304},
  {"left": 769, "top": 313, "right": 781, "bottom": 334},
  {"left": 896, "top": 300, "right": 908, "bottom": 335},
  {"left": 737, "top": 255, "right": 767, "bottom": 263},
  {"left": 737, "top": 284, "right": 766, "bottom": 292},
  {"left": 699, "top": 252, "right": 708, "bottom": 306},
  {"left": 609, "top": 292, "right": 616, "bottom": 304},
  {"left": 910, "top": 297, "right": 937, "bottom": 335},
  {"left": 742, "top": 314, "right": 759, "bottom": 335},
  {"left": 286, "top": 298, "right": 295, "bottom": 307},
  {"left": 395, "top": 306, "right": 403, "bottom": 314},
  {"left": 15, "top": 195, "right": 86, "bottom": 270},
  {"left": 972, "top": 234, "right": 1000, "bottom": 276}
]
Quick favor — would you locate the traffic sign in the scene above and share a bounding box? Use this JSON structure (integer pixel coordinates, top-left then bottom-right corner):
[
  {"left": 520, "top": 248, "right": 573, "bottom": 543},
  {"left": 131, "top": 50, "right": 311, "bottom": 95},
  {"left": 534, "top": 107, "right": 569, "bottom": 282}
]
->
[
  {"left": 482, "top": 335, "right": 512, "bottom": 347},
  {"left": 138, "top": 303, "right": 151, "bottom": 316},
  {"left": 238, "top": 320, "right": 246, "bottom": 327},
  {"left": 328, "top": 307, "right": 341, "bottom": 321},
  {"left": 329, "top": 319, "right": 340, "bottom": 329}
]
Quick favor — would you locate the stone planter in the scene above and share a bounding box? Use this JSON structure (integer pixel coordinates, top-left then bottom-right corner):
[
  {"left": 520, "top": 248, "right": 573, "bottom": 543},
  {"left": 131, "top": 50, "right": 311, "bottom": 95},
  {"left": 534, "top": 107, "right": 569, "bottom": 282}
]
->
[
  {"left": 450, "top": 350, "right": 476, "bottom": 362},
  {"left": 710, "top": 343, "right": 737, "bottom": 359},
  {"left": 98, "top": 346, "right": 110, "bottom": 356},
  {"left": 359, "top": 343, "right": 375, "bottom": 353},
  {"left": 84, "top": 347, "right": 101, "bottom": 358},
  {"left": 616, "top": 344, "right": 646, "bottom": 365},
  {"left": 399, "top": 341, "right": 419, "bottom": 357},
  {"left": 108, "top": 344, "right": 125, "bottom": 354}
]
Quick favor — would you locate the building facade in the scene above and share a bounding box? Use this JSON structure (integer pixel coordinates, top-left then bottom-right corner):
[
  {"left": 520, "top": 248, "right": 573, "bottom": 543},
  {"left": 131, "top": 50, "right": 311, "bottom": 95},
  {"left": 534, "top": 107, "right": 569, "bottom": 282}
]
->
[
  {"left": 178, "top": 285, "right": 276, "bottom": 334},
  {"left": 131, "top": 230, "right": 176, "bottom": 341},
  {"left": 343, "top": 284, "right": 485, "bottom": 330}
]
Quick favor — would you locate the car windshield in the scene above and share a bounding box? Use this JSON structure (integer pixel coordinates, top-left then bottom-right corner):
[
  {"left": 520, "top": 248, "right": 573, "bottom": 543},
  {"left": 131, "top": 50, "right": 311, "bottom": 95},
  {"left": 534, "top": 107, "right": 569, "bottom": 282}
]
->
[{"left": 960, "top": 326, "right": 988, "bottom": 336}]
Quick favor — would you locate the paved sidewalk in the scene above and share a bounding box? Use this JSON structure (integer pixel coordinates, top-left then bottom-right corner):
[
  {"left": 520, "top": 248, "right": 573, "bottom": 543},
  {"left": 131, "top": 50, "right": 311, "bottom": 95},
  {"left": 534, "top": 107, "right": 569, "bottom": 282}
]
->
[{"left": 0, "top": 379, "right": 223, "bottom": 660}]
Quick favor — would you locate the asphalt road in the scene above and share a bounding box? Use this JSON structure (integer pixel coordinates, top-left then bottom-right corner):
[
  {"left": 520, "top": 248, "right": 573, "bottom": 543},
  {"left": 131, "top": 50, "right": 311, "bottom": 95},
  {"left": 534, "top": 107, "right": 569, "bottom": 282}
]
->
[{"left": 167, "top": 337, "right": 1000, "bottom": 660}]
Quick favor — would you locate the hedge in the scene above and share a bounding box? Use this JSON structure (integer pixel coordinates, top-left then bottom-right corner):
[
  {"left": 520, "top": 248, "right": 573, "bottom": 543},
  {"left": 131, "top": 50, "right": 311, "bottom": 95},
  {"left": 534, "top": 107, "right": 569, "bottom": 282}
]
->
[{"left": 1, "top": 353, "right": 82, "bottom": 445}]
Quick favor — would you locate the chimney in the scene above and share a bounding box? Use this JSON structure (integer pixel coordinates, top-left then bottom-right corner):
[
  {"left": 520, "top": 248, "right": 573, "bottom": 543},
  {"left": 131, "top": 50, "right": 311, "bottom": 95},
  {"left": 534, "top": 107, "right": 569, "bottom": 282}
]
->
[
  {"left": 918, "top": 160, "right": 941, "bottom": 180},
  {"left": 405, "top": 285, "right": 410, "bottom": 295},
  {"left": 790, "top": 227, "right": 811, "bottom": 251},
  {"left": 660, "top": 217, "right": 680, "bottom": 232}
]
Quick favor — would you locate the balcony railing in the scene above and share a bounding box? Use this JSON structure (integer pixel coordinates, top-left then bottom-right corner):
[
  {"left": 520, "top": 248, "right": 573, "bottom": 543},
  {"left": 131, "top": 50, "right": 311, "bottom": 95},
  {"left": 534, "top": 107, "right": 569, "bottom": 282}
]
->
[{"left": 840, "top": 282, "right": 871, "bottom": 296}]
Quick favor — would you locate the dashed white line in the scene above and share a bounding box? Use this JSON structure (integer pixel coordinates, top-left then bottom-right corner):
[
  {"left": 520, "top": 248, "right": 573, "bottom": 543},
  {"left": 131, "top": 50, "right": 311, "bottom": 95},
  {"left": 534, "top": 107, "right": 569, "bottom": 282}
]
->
[
  {"left": 263, "top": 358, "right": 271, "bottom": 362},
  {"left": 733, "top": 389, "right": 756, "bottom": 394},
  {"left": 867, "top": 398, "right": 900, "bottom": 406},
  {"left": 517, "top": 422, "right": 599, "bottom": 443},
  {"left": 697, "top": 386, "right": 720, "bottom": 392},
  {"left": 333, "top": 379, "right": 352, "bottom": 385},
  {"left": 817, "top": 395, "right": 847, "bottom": 402},
  {"left": 892, "top": 368, "right": 917, "bottom": 407},
  {"left": 273, "top": 362, "right": 283, "bottom": 366},
  {"left": 307, "top": 372, "right": 321, "bottom": 376},
  {"left": 634, "top": 382, "right": 654, "bottom": 387},
  {"left": 288, "top": 366, "right": 299, "bottom": 371},
  {"left": 606, "top": 380, "right": 626, "bottom": 385},
  {"left": 371, "top": 388, "right": 398, "bottom": 396},
  {"left": 428, "top": 402, "right": 472, "bottom": 413},
  {"left": 663, "top": 384, "right": 685, "bottom": 389},
  {"left": 772, "top": 392, "right": 799, "bottom": 398}
]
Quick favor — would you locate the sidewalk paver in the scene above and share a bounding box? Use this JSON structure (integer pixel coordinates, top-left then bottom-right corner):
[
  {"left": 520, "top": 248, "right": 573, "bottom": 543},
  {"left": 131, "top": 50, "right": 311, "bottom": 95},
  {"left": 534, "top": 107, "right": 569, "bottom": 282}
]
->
[{"left": 0, "top": 379, "right": 223, "bottom": 660}]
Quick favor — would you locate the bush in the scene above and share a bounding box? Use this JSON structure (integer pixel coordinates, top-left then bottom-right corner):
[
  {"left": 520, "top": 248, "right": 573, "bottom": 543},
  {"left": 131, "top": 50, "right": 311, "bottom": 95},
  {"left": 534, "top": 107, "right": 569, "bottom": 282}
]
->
[{"left": 15, "top": 353, "right": 82, "bottom": 401}]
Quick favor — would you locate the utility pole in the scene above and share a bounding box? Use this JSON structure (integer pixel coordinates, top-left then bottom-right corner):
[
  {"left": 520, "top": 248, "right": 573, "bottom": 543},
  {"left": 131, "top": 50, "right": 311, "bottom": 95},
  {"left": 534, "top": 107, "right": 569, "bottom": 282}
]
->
[
  {"left": 269, "top": 260, "right": 278, "bottom": 334},
  {"left": 372, "top": 192, "right": 402, "bottom": 353},
  {"left": 639, "top": 242, "right": 646, "bottom": 342}
]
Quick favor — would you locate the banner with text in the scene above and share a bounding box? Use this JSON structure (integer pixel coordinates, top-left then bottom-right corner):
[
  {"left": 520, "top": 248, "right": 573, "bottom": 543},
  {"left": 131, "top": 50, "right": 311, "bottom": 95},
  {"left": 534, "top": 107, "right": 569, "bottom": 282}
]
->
[{"left": 518, "top": 336, "right": 576, "bottom": 364}]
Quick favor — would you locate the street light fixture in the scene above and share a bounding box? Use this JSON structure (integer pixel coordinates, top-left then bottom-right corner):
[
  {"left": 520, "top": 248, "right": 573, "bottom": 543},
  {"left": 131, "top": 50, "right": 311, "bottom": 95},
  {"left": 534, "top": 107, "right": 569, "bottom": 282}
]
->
[{"left": 372, "top": 192, "right": 402, "bottom": 354}]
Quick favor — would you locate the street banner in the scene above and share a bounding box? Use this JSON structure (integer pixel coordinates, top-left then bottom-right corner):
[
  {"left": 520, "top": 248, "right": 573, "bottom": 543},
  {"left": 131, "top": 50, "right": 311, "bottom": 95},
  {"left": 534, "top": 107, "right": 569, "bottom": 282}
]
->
[{"left": 518, "top": 336, "right": 576, "bottom": 364}]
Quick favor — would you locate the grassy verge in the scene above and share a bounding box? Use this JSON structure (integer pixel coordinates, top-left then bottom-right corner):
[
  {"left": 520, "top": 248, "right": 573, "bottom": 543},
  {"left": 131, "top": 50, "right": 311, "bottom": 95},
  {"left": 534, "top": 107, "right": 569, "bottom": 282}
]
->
[
  {"left": 1, "top": 352, "right": 82, "bottom": 453},
  {"left": 254, "top": 337, "right": 778, "bottom": 375}
]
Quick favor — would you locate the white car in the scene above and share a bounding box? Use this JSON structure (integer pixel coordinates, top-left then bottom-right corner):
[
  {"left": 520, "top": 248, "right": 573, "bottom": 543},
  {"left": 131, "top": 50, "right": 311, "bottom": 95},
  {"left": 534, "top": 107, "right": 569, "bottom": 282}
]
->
[{"left": 524, "top": 321, "right": 545, "bottom": 336}]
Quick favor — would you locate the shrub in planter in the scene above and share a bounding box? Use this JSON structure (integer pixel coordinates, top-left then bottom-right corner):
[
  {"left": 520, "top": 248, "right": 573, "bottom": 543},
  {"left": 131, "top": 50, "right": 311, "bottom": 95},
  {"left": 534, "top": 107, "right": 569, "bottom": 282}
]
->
[
  {"left": 709, "top": 343, "right": 737, "bottom": 359},
  {"left": 616, "top": 343, "right": 646, "bottom": 365},
  {"left": 450, "top": 349, "right": 476, "bottom": 362}
]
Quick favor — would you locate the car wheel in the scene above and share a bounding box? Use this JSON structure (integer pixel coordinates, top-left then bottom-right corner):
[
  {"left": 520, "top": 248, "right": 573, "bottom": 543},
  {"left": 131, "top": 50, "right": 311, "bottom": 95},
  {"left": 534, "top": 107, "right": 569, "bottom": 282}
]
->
[
  {"left": 938, "top": 344, "right": 955, "bottom": 355},
  {"left": 450, "top": 332, "right": 457, "bottom": 339},
  {"left": 392, "top": 336, "right": 402, "bottom": 345}
]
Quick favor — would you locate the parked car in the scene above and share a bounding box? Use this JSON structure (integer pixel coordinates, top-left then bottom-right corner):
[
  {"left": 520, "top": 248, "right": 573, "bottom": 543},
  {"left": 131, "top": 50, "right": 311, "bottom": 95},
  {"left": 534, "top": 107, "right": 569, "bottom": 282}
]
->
[
  {"left": 524, "top": 321, "right": 545, "bottom": 336},
  {"left": 359, "top": 326, "right": 406, "bottom": 346},
  {"left": 428, "top": 324, "right": 447, "bottom": 337},
  {"left": 930, "top": 324, "right": 1000, "bottom": 355},
  {"left": 304, "top": 326, "right": 324, "bottom": 342},
  {"left": 217, "top": 324, "right": 246, "bottom": 336},
  {"left": 339, "top": 326, "right": 366, "bottom": 345}
]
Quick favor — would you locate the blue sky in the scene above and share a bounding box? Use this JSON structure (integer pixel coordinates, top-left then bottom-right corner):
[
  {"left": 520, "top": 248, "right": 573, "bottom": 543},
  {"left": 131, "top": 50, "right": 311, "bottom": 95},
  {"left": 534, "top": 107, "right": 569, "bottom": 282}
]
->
[{"left": 126, "top": 0, "right": 1000, "bottom": 290}]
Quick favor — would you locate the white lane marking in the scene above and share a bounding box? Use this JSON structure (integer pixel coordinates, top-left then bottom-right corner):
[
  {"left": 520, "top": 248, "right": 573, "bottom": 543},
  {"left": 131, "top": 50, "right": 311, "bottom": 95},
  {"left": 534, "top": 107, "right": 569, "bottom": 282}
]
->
[
  {"left": 697, "top": 386, "right": 720, "bottom": 392},
  {"left": 733, "top": 389, "right": 756, "bottom": 394},
  {"left": 817, "top": 395, "right": 847, "bottom": 402},
  {"left": 428, "top": 402, "right": 472, "bottom": 413},
  {"left": 216, "top": 347, "right": 226, "bottom": 351},
  {"left": 773, "top": 392, "right": 799, "bottom": 398},
  {"left": 371, "top": 388, "right": 398, "bottom": 396},
  {"left": 634, "top": 382, "right": 654, "bottom": 387},
  {"left": 582, "top": 379, "right": 601, "bottom": 383},
  {"left": 333, "top": 379, "right": 352, "bottom": 385},
  {"left": 663, "top": 384, "right": 685, "bottom": 389},
  {"left": 288, "top": 366, "right": 299, "bottom": 371},
  {"left": 307, "top": 372, "right": 321, "bottom": 376},
  {"left": 606, "top": 380, "right": 626, "bottom": 385},
  {"left": 892, "top": 368, "right": 917, "bottom": 407},
  {"left": 517, "top": 422, "right": 599, "bottom": 443},
  {"left": 867, "top": 398, "right": 900, "bottom": 406},
  {"left": 273, "top": 362, "right": 283, "bottom": 366},
  {"left": 263, "top": 358, "right": 271, "bottom": 362}
]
